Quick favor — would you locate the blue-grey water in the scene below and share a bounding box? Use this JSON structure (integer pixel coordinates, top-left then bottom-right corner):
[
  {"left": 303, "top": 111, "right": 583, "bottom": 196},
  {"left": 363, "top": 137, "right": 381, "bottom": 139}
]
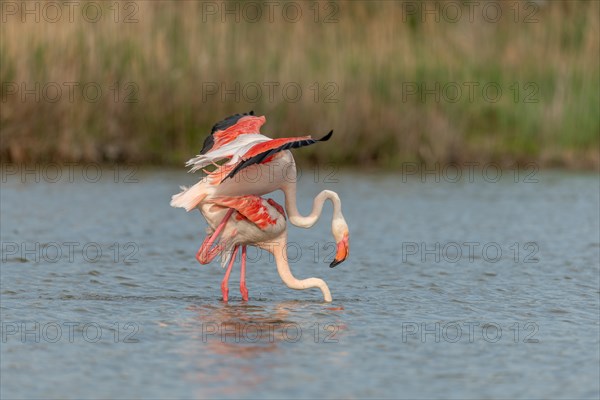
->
[{"left": 1, "top": 166, "right": 599, "bottom": 399}]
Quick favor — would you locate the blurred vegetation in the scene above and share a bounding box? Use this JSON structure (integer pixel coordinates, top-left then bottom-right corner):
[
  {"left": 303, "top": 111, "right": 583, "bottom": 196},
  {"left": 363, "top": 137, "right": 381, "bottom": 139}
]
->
[{"left": 1, "top": 1, "right": 598, "bottom": 168}]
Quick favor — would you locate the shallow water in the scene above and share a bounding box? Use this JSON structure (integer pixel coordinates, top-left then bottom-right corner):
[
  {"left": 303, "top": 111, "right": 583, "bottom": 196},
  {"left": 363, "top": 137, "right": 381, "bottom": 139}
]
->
[{"left": 1, "top": 167, "right": 599, "bottom": 399}]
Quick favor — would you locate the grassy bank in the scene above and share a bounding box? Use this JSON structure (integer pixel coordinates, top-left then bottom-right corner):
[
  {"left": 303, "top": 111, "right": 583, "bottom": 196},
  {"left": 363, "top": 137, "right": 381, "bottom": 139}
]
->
[{"left": 1, "top": 1, "right": 598, "bottom": 169}]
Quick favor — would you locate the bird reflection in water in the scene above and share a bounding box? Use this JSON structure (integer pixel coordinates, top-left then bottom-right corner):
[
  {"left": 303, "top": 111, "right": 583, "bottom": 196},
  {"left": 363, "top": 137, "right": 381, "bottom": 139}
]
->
[{"left": 175, "top": 302, "right": 346, "bottom": 397}]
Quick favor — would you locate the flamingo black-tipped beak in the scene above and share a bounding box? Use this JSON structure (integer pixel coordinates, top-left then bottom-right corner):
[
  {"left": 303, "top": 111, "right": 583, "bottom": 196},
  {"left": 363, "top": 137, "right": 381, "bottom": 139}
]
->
[{"left": 330, "top": 232, "right": 349, "bottom": 268}]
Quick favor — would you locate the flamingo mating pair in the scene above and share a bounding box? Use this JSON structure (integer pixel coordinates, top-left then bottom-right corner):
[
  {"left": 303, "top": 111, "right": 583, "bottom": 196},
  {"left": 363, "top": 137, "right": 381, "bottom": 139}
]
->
[{"left": 170, "top": 111, "right": 349, "bottom": 302}]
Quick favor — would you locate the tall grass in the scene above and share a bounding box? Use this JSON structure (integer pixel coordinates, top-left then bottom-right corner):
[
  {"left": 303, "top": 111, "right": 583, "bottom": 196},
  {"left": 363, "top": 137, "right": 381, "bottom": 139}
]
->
[{"left": 1, "top": 1, "right": 598, "bottom": 168}]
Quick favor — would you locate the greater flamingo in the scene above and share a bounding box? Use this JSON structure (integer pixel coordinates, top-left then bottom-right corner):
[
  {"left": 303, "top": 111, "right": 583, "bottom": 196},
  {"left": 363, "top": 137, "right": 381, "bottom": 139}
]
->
[
  {"left": 197, "top": 195, "right": 334, "bottom": 302},
  {"left": 171, "top": 111, "right": 349, "bottom": 268}
]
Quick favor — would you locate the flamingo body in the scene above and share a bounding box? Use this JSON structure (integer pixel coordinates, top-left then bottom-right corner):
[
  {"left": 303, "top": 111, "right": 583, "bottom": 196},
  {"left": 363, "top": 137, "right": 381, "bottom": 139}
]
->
[{"left": 171, "top": 112, "right": 349, "bottom": 302}]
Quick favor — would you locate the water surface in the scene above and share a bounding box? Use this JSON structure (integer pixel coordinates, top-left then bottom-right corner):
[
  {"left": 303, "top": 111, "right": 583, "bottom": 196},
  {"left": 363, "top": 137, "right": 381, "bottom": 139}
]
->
[{"left": 1, "top": 168, "right": 599, "bottom": 399}]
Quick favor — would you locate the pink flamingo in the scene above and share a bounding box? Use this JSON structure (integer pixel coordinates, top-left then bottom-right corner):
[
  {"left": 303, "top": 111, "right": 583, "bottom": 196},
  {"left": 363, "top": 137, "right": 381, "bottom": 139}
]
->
[
  {"left": 196, "top": 195, "right": 336, "bottom": 302},
  {"left": 171, "top": 111, "right": 349, "bottom": 268}
]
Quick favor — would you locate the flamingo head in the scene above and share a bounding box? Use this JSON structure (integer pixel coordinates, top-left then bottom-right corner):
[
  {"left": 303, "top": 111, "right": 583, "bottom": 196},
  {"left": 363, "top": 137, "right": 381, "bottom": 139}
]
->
[{"left": 330, "top": 220, "right": 349, "bottom": 268}]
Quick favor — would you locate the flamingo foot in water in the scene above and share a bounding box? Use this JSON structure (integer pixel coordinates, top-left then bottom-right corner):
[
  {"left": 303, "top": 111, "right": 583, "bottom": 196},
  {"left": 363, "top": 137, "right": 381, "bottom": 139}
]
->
[
  {"left": 221, "top": 284, "right": 229, "bottom": 302},
  {"left": 240, "top": 284, "right": 249, "bottom": 302}
]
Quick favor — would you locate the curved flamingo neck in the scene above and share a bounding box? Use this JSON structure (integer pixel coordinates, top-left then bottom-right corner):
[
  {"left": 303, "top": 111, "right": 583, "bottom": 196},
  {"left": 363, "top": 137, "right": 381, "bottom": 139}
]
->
[
  {"left": 269, "top": 235, "right": 332, "bottom": 302},
  {"left": 282, "top": 182, "right": 343, "bottom": 229}
]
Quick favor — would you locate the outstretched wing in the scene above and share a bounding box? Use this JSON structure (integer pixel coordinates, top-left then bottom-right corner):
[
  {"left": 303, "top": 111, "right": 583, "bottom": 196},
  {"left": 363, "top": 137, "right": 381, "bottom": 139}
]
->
[
  {"left": 186, "top": 111, "right": 270, "bottom": 172},
  {"left": 221, "top": 130, "right": 333, "bottom": 182},
  {"left": 200, "top": 111, "right": 266, "bottom": 154}
]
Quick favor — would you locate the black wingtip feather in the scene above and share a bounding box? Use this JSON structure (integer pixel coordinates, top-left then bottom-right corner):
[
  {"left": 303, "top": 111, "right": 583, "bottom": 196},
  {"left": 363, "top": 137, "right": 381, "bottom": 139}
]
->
[{"left": 319, "top": 130, "right": 333, "bottom": 141}]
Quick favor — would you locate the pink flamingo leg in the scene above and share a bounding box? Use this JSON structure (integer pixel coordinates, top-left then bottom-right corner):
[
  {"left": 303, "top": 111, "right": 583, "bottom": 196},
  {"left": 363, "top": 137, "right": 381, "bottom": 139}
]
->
[
  {"left": 240, "top": 245, "right": 248, "bottom": 301},
  {"left": 221, "top": 246, "right": 239, "bottom": 302},
  {"left": 196, "top": 209, "right": 234, "bottom": 264}
]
